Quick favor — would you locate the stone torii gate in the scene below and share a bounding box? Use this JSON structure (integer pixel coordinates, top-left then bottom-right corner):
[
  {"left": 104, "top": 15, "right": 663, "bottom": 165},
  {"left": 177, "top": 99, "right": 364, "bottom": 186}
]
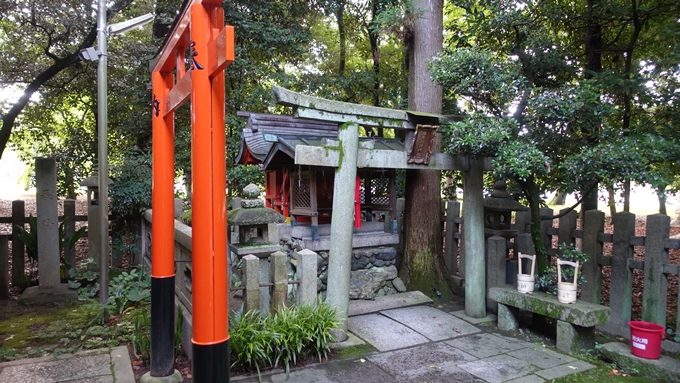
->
[
  {"left": 271, "top": 86, "right": 491, "bottom": 335},
  {"left": 148, "top": 1, "right": 233, "bottom": 382}
]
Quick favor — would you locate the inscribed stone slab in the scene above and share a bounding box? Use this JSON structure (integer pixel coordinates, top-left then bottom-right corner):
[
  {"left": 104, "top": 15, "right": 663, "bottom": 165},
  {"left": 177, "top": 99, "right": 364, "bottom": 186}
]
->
[
  {"left": 459, "top": 354, "right": 537, "bottom": 383},
  {"left": 381, "top": 306, "right": 480, "bottom": 341},
  {"left": 535, "top": 360, "right": 595, "bottom": 380},
  {"left": 0, "top": 353, "right": 110, "bottom": 383},
  {"left": 393, "top": 365, "right": 484, "bottom": 383},
  {"left": 446, "top": 333, "right": 529, "bottom": 358},
  {"left": 367, "top": 342, "right": 477, "bottom": 380},
  {"left": 269, "top": 368, "right": 334, "bottom": 383},
  {"left": 348, "top": 314, "right": 429, "bottom": 351},
  {"left": 508, "top": 346, "right": 576, "bottom": 369},
  {"left": 505, "top": 375, "right": 545, "bottom": 383}
]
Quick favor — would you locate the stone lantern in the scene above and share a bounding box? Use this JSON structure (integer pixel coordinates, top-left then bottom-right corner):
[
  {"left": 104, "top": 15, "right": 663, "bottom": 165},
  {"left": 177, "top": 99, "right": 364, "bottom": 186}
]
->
[
  {"left": 80, "top": 174, "right": 113, "bottom": 266},
  {"left": 483, "top": 180, "right": 527, "bottom": 238},
  {"left": 228, "top": 183, "right": 285, "bottom": 258},
  {"left": 484, "top": 180, "right": 528, "bottom": 287}
]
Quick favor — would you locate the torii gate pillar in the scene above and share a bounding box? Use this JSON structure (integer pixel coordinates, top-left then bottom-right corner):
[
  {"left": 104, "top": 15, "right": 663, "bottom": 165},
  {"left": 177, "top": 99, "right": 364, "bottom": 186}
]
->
[{"left": 149, "top": 1, "right": 234, "bottom": 382}]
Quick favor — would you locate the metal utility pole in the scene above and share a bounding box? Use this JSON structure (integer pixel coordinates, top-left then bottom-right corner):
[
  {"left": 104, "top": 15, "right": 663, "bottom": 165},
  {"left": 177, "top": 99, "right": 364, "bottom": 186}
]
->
[
  {"left": 96, "top": 0, "right": 109, "bottom": 305},
  {"left": 84, "top": 1, "right": 153, "bottom": 305}
]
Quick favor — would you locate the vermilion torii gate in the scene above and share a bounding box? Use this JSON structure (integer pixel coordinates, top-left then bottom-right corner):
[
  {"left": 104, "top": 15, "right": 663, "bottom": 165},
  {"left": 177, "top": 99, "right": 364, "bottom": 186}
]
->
[{"left": 150, "top": 0, "right": 234, "bottom": 382}]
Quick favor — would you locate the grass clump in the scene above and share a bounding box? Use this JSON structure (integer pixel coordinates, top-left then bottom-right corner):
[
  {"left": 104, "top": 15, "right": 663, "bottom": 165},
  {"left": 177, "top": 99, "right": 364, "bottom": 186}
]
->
[{"left": 229, "top": 303, "right": 338, "bottom": 378}]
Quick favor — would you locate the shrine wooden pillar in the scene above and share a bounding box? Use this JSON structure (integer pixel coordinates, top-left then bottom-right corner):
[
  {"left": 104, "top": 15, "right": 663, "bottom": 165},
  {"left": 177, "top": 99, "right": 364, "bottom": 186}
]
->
[{"left": 150, "top": 1, "right": 234, "bottom": 381}]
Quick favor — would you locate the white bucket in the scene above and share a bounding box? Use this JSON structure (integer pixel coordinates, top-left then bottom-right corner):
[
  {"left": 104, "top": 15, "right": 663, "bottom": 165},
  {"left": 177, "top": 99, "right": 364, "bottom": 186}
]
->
[
  {"left": 517, "top": 253, "right": 536, "bottom": 294},
  {"left": 517, "top": 274, "right": 535, "bottom": 294},
  {"left": 557, "top": 282, "right": 577, "bottom": 304}
]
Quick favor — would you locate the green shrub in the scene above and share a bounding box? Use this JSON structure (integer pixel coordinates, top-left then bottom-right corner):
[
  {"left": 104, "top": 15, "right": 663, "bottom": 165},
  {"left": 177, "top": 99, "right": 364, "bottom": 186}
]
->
[{"left": 107, "top": 268, "right": 151, "bottom": 314}]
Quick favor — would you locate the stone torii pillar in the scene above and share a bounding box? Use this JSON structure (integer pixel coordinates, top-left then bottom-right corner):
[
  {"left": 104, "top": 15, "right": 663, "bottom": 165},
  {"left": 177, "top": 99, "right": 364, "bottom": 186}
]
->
[
  {"left": 325, "top": 123, "right": 360, "bottom": 340},
  {"left": 463, "top": 156, "right": 486, "bottom": 318}
]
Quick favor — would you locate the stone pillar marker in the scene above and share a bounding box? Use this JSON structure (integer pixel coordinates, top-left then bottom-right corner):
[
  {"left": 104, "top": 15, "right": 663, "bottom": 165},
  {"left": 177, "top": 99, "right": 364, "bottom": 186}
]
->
[
  {"left": 63, "top": 199, "right": 76, "bottom": 268},
  {"left": 296, "top": 249, "right": 318, "bottom": 306},
  {"left": 326, "top": 123, "right": 359, "bottom": 340},
  {"left": 19, "top": 158, "right": 76, "bottom": 304},
  {"left": 463, "top": 156, "right": 486, "bottom": 318},
  {"left": 36, "top": 158, "right": 60, "bottom": 288}
]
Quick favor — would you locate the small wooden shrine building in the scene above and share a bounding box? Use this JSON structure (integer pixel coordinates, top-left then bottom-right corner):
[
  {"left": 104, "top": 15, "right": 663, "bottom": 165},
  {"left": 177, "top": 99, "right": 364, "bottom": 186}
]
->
[{"left": 235, "top": 111, "right": 405, "bottom": 250}]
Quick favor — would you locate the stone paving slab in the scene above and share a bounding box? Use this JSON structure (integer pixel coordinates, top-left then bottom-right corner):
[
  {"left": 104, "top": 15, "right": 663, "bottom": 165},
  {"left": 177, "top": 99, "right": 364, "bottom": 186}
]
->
[
  {"left": 0, "top": 346, "right": 134, "bottom": 383},
  {"left": 459, "top": 354, "right": 537, "bottom": 383},
  {"left": 348, "top": 313, "right": 429, "bottom": 351},
  {"left": 348, "top": 291, "right": 432, "bottom": 317},
  {"left": 534, "top": 360, "right": 595, "bottom": 380},
  {"left": 507, "top": 345, "right": 577, "bottom": 369},
  {"left": 381, "top": 306, "right": 480, "bottom": 341},
  {"left": 447, "top": 333, "right": 530, "bottom": 359}
]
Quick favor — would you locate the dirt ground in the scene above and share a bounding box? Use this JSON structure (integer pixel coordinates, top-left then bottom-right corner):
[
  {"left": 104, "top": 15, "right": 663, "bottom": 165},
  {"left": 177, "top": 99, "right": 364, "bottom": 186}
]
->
[{"left": 3, "top": 197, "right": 680, "bottom": 330}]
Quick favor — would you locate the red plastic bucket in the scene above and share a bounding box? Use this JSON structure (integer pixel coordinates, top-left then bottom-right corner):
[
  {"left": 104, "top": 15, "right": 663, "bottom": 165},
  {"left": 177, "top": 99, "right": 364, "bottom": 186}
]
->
[{"left": 629, "top": 321, "right": 664, "bottom": 359}]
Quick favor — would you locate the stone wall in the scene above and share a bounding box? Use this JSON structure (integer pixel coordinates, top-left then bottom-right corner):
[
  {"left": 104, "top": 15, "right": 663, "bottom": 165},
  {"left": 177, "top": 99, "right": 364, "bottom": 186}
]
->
[{"left": 280, "top": 237, "right": 405, "bottom": 300}]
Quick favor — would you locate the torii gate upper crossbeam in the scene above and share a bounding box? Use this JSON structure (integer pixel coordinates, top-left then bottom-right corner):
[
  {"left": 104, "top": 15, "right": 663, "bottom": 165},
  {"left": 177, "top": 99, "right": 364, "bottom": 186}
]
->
[{"left": 150, "top": 0, "right": 234, "bottom": 381}]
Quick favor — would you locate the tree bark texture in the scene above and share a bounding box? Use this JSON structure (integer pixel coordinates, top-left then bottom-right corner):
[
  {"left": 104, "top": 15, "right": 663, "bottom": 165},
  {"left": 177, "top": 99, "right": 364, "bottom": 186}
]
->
[
  {"left": 580, "top": 0, "right": 603, "bottom": 215},
  {"left": 401, "top": 0, "right": 446, "bottom": 297}
]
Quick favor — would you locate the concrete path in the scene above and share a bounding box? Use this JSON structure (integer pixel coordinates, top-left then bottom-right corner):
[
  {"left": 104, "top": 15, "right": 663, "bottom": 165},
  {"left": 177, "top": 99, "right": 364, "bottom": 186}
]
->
[
  {"left": 234, "top": 292, "right": 595, "bottom": 383},
  {"left": 0, "top": 346, "right": 135, "bottom": 383}
]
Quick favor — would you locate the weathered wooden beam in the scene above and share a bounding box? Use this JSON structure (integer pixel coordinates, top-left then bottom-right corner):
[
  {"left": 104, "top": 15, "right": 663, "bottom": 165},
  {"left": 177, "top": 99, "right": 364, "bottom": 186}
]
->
[
  {"left": 294, "top": 145, "right": 492, "bottom": 171},
  {"left": 296, "top": 107, "right": 410, "bottom": 129},
  {"left": 274, "top": 86, "right": 409, "bottom": 121}
]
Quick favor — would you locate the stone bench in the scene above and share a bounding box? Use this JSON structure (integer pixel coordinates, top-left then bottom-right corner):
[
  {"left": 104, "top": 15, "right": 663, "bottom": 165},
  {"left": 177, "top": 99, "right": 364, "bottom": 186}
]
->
[{"left": 489, "top": 286, "right": 610, "bottom": 354}]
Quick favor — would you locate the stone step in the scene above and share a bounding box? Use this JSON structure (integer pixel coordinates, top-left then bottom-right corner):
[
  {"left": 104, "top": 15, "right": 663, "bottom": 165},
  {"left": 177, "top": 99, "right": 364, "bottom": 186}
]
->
[
  {"left": 599, "top": 342, "right": 680, "bottom": 382},
  {"left": 348, "top": 291, "right": 432, "bottom": 317}
]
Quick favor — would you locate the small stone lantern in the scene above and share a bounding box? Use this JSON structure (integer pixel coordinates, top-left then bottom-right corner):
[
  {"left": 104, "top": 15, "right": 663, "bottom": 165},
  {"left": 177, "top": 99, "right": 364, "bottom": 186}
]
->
[
  {"left": 228, "top": 184, "right": 285, "bottom": 258},
  {"left": 483, "top": 180, "right": 527, "bottom": 238},
  {"left": 80, "top": 174, "right": 113, "bottom": 206}
]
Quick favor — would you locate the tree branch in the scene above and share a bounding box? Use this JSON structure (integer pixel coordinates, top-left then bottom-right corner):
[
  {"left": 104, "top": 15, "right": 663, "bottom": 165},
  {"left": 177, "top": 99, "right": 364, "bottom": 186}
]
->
[{"left": 0, "top": 0, "right": 134, "bottom": 159}]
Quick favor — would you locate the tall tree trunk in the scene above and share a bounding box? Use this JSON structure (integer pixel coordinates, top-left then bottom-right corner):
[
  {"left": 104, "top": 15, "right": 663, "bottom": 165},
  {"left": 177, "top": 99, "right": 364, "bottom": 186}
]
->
[
  {"left": 401, "top": 0, "right": 447, "bottom": 298},
  {"left": 621, "top": 1, "right": 643, "bottom": 214},
  {"left": 607, "top": 185, "right": 617, "bottom": 217},
  {"left": 658, "top": 187, "right": 667, "bottom": 215},
  {"left": 368, "top": 0, "right": 382, "bottom": 135},
  {"left": 523, "top": 179, "right": 548, "bottom": 272},
  {"left": 581, "top": 0, "right": 603, "bottom": 215},
  {"left": 336, "top": 1, "right": 346, "bottom": 77}
]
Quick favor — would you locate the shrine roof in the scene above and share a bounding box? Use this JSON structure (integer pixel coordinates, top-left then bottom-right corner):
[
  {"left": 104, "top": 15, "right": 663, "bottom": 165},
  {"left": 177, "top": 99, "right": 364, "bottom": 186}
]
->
[{"left": 235, "top": 112, "right": 337, "bottom": 164}]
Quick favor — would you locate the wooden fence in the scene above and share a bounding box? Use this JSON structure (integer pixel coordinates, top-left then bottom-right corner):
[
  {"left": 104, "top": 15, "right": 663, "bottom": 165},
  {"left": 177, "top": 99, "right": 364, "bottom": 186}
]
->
[
  {"left": 0, "top": 199, "right": 88, "bottom": 298},
  {"left": 529, "top": 209, "right": 680, "bottom": 342},
  {"left": 447, "top": 203, "right": 680, "bottom": 349}
]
